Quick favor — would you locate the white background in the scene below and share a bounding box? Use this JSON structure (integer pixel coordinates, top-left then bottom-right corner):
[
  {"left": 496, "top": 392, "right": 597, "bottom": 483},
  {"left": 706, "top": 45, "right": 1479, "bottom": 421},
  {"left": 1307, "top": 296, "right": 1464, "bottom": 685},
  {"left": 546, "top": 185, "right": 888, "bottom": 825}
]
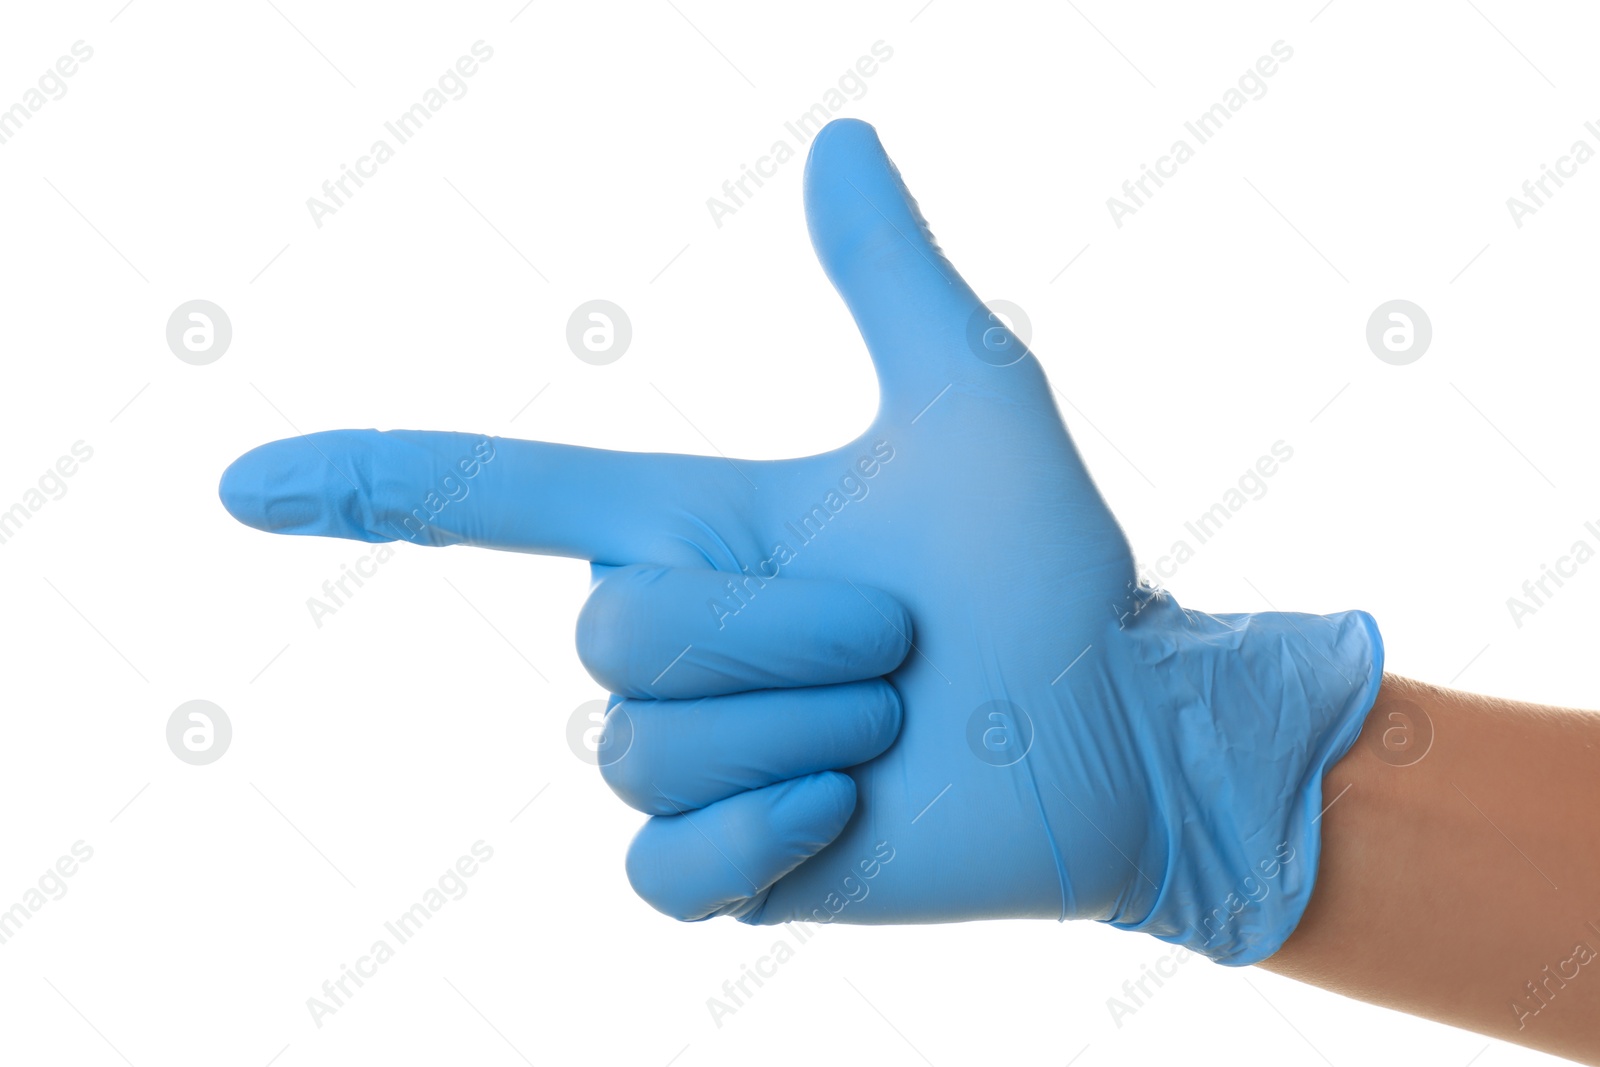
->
[{"left": 0, "top": 1, "right": 1595, "bottom": 1064}]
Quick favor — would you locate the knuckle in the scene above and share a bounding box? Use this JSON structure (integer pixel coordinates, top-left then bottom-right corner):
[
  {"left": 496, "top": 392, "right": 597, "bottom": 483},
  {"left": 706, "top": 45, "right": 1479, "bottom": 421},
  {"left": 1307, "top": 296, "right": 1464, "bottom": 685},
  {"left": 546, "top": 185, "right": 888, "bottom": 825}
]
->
[
  {"left": 575, "top": 564, "right": 667, "bottom": 691},
  {"left": 597, "top": 708, "right": 662, "bottom": 813},
  {"left": 859, "top": 678, "right": 904, "bottom": 752},
  {"left": 624, "top": 824, "right": 699, "bottom": 921}
]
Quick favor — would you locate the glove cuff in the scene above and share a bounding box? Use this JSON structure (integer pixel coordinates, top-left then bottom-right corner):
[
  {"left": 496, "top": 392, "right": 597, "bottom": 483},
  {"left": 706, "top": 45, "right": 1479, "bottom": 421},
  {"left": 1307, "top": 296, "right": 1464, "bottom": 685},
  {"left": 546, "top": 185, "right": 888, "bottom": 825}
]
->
[{"left": 1108, "top": 604, "right": 1384, "bottom": 966}]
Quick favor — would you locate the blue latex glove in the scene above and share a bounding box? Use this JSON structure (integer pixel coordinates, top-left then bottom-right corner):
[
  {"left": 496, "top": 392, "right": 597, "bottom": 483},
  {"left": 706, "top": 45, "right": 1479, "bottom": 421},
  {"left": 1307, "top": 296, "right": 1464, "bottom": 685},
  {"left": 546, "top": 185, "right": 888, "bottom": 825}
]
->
[{"left": 219, "top": 118, "right": 1382, "bottom": 965}]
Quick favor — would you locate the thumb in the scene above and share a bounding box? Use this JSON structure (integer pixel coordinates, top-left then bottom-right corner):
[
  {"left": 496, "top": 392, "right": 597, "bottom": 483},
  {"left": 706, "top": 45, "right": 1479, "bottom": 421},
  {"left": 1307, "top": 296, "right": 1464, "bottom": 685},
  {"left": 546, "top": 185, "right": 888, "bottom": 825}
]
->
[{"left": 804, "top": 119, "right": 1022, "bottom": 417}]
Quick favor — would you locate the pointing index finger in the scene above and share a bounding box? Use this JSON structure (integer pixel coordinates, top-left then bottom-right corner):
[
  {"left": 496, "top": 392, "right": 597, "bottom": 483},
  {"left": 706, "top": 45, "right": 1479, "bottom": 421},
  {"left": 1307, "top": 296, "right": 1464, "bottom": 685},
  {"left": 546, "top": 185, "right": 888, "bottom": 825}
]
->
[{"left": 218, "top": 428, "right": 733, "bottom": 564}]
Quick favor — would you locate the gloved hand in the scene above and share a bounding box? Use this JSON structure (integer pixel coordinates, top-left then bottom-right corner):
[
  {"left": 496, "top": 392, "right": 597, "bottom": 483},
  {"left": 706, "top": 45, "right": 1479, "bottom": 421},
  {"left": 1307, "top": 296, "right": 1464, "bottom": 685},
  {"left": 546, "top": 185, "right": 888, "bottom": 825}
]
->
[{"left": 219, "top": 118, "right": 1383, "bottom": 965}]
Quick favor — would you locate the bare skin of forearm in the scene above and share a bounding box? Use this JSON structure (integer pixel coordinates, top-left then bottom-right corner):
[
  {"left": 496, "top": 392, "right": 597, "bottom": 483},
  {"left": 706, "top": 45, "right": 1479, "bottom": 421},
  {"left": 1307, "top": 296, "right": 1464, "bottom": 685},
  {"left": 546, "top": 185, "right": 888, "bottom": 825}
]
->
[{"left": 1260, "top": 674, "right": 1600, "bottom": 1063}]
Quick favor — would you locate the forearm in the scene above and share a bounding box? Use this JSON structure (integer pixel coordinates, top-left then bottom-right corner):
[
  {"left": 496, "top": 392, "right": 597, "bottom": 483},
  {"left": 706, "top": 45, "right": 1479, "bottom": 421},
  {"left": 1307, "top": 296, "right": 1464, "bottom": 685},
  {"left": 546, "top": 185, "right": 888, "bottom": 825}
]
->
[{"left": 1261, "top": 674, "right": 1600, "bottom": 1062}]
